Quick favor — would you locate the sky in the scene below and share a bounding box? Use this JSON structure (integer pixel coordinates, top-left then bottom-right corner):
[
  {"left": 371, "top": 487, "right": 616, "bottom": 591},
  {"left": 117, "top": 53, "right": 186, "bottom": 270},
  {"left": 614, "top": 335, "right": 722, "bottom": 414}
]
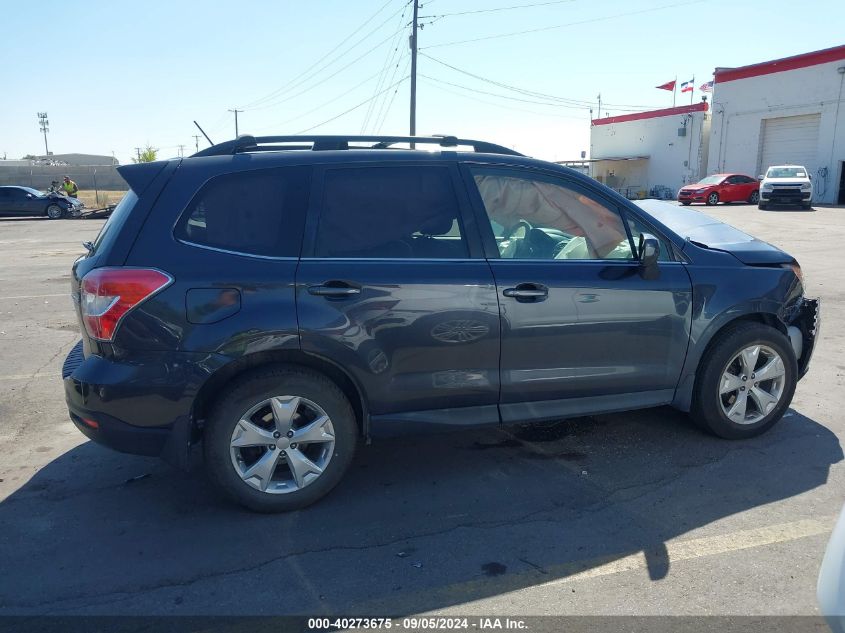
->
[{"left": 2, "top": 0, "right": 844, "bottom": 164}]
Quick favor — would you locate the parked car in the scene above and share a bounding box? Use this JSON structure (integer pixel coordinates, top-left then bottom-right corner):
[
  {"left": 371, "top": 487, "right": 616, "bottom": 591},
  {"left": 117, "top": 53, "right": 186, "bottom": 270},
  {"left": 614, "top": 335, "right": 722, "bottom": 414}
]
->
[
  {"left": 677, "top": 173, "right": 760, "bottom": 206},
  {"left": 758, "top": 165, "right": 813, "bottom": 210},
  {"left": 0, "top": 186, "right": 83, "bottom": 219},
  {"left": 819, "top": 504, "right": 845, "bottom": 633},
  {"left": 62, "top": 135, "right": 820, "bottom": 512}
]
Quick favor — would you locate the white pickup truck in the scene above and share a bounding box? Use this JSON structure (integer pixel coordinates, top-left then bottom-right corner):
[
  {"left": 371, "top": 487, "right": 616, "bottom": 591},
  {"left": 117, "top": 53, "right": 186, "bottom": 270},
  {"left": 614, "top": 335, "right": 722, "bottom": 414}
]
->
[{"left": 758, "top": 165, "right": 813, "bottom": 210}]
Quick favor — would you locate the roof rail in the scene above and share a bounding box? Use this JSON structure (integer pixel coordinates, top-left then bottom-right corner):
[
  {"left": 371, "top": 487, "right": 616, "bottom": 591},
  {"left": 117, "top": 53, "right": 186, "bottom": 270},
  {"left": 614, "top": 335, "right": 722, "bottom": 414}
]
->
[{"left": 191, "top": 135, "right": 523, "bottom": 158}]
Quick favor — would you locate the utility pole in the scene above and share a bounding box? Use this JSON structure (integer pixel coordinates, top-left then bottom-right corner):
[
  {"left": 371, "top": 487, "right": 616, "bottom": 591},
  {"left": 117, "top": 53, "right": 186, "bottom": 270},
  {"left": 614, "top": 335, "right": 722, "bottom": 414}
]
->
[
  {"left": 37, "top": 112, "right": 49, "bottom": 155},
  {"left": 134, "top": 147, "right": 142, "bottom": 162},
  {"left": 409, "top": 0, "right": 419, "bottom": 144},
  {"left": 596, "top": 94, "right": 602, "bottom": 119},
  {"left": 177, "top": 144, "right": 185, "bottom": 158},
  {"left": 192, "top": 135, "right": 201, "bottom": 153},
  {"left": 228, "top": 109, "right": 243, "bottom": 137}
]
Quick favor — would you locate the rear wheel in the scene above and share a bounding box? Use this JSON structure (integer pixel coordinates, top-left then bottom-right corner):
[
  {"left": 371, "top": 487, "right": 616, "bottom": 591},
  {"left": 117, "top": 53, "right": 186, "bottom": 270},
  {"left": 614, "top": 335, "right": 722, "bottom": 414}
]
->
[
  {"left": 204, "top": 366, "right": 358, "bottom": 512},
  {"left": 46, "top": 204, "right": 64, "bottom": 219},
  {"left": 749, "top": 191, "right": 759, "bottom": 204},
  {"left": 706, "top": 192, "right": 719, "bottom": 206},
  {"left": 691, "top": 323, "right": 797, "bottom": 439}
]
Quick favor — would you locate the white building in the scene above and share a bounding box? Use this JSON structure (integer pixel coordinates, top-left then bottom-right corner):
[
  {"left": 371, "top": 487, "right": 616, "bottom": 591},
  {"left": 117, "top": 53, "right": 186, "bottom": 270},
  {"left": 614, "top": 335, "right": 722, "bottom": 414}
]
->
[
  {"left": 708, "top": 45, "right": 845, "bottom": 205},
  {"left": 589, "top": 103, "right": 711, "bottom": 199}
]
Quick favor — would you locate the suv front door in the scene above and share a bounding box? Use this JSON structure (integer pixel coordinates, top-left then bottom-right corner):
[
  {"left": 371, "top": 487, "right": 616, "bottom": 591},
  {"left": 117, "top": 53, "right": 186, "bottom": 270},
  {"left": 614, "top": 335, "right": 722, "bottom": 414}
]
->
[
  {"left": 297, "top": 162, "right": 501, "bottom": 431},
  {"left": 464, "top": 165, "right": 692, "bottom": 422}
]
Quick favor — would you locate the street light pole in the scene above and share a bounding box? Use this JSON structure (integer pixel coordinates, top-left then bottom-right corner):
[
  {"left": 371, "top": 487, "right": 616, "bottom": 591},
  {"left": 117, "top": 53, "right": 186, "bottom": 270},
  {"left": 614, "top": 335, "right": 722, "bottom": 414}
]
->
[{"left": 37, "top": 112, "right": 49, "bottom": 155}]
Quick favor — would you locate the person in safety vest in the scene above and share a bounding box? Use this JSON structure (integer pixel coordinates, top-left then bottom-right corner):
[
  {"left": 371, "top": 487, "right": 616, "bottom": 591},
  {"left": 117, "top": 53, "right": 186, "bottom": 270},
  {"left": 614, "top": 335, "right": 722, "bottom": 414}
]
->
[{"left": 62, "top": 176, "right": 79, "bottom": 198}]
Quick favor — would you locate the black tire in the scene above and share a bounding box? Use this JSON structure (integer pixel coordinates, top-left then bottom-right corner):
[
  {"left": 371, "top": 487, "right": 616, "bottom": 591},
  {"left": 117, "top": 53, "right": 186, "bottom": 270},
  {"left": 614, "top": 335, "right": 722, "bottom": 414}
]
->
[
  {"left": 749, "top": 190, "right": 760, "bottom": 204},
  {"left": 691, "top": 322, "right": 797, "bottom": 439},
  {"left": 802, "top": 203, "right": 812, "bottom": 210},
  {"left": 46, "top": 204, "right": 64, "bottom": 219},
  {"left": 706, "top": 192, "right": 719, "bottom": 206},
  {"left": 203, "top": 365, "right": 358, "bottom": 512},
  {"left": 681, "top": 201, "right": 692, "bottom": 206},
  {"left": 758, "top": 202, "right": 767, "bottom": 210}
]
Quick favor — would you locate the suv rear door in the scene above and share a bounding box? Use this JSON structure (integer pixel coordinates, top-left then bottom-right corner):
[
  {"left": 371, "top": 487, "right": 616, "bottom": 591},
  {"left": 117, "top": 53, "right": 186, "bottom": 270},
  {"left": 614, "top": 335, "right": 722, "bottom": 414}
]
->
[
  {"left": 297, "top": 162, "right": 501, "bottom": 430},
  {"left": 463, "top": 164, "right": 692, "bottom": 422}
]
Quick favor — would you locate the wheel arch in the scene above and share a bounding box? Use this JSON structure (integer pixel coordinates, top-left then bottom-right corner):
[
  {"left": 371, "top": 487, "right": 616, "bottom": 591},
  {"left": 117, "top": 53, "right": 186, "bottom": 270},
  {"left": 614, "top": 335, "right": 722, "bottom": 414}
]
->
[
  {"left": 672, "top": 310, "right": 787, "bottom": 412},
  {"left": 192, "top": 350, "right": 369, "bottom": 439}
]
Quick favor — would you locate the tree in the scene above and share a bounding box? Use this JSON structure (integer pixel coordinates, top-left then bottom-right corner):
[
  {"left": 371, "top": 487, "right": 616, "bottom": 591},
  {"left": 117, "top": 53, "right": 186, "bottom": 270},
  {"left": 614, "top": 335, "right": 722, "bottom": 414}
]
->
[
  {"left": 22, "top": 154, "right": 36, "bottom": 160},
  {"left": 132, "top": 145, "right": 158, "bottom": 163}
]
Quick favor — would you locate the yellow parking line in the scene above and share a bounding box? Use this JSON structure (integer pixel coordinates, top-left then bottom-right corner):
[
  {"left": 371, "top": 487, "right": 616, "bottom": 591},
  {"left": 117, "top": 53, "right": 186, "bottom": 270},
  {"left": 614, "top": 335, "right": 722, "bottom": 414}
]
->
[{"left": 363, "top": 516, "right": 836, "bottom": 613}]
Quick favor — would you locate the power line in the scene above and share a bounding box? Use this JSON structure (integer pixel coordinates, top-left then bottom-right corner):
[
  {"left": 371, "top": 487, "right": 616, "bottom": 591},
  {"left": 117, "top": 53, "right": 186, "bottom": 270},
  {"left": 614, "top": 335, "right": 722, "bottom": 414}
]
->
[
  {"left": 244, "top": 26, "right": 408, "bottom": 113},
  {"left": 375, "top": 55, "right": 412, "bottom": 132},
  {"left": 361, "top": 3, "right": 411, "bottom": 132},
  {"left": 418, "top": 77, "right": 586, "bottom": 120},
  {"left": 422, "top": 0, "right": 706, "bottom": 49},
  {"left": 240, "top": 0, "right": 410, "bottom": 111},
  {"left": 423, "top": 0, "right": 574, "bottom": 19},
  {"left": 419, "top": 73, "right": 586, "bottom": 109},
  {"left": 253, "top": 64, "right": 404, "bottom": 133},
  {"left": 420, "top": 52, "right": 662, "bottom": 110},
  {"left": 294, "top": 75, "right": 410, "bottom": 134}
]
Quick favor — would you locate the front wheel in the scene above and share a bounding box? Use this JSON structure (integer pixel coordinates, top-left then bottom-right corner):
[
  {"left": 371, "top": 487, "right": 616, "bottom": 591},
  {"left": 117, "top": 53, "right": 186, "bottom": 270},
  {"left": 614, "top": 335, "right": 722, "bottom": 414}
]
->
[
  {"left": 46, "top": 204, "right": 64, "bottom": 219},
  {"left": 749, "top": 190, "right": 760, "bottom": 204},
  {"left": 758, "top": 202, "right": 768, "bottom": 210},
  {"left": 706, "top": 192, "right": 719, "bottom": 206},
  {"left": 691, "top": 323, "right": 797, "bottom": 439},
  {"left": 203, "top": 366, "right": 358, "bottom": 512}
]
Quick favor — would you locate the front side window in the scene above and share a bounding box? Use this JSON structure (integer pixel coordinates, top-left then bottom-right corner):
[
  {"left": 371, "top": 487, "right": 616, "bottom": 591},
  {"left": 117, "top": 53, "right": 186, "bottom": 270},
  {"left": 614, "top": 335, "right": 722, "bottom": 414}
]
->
[
  {"left": 314, "top": 166, "right": 468, "bottom": 259},
  {"left": 470, "top": 168, "right": 632, "bottom": 261},
  {"left": 175, "top": 166, "right": 310, "bottom": 257}
]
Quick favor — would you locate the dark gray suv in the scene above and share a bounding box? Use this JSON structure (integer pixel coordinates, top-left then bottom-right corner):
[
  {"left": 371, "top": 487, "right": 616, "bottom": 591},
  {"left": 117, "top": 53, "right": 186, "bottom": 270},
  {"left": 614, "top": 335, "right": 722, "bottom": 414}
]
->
[{"left": 62, "top": 135, "right": 820, "bottom": 512}]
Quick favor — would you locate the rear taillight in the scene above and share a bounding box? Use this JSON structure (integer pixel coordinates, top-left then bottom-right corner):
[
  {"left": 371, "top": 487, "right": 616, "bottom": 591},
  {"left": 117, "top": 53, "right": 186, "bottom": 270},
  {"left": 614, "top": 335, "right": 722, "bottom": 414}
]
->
[{"left": 80, "top": 268, "right": 172, "bottom": 341}]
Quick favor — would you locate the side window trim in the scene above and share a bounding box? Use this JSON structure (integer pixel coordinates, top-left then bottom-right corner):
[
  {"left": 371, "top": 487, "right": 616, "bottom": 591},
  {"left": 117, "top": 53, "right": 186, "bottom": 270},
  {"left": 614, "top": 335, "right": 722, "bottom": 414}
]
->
[
  {"left": 301, "top": 162, "right": 484, "bottom": 260},
  {"left": 460, "top": 163, "right": 638, "bottom": 262}
]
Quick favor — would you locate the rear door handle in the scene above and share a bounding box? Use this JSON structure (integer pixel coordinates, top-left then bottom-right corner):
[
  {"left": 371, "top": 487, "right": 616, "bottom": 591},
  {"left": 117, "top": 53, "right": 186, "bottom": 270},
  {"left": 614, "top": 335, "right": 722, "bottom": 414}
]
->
[
  {"left": 502, "top": 283, "right": 548, "bottom": 300},
  {"left": 307, "top": 282, "right": 361, "bottom": 297}
]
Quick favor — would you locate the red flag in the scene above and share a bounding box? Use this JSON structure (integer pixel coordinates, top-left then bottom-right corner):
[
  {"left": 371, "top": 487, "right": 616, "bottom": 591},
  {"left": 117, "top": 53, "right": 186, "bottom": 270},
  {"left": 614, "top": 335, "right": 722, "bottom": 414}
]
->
[{"left": 656, "top": 80, "right": 676, "bottom": 91}]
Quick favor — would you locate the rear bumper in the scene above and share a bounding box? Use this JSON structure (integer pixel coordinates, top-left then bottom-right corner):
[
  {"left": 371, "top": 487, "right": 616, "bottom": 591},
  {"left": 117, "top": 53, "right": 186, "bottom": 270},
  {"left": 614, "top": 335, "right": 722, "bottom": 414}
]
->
[{"left": 62, "top": 341, "right": 220, "bottom": 465}]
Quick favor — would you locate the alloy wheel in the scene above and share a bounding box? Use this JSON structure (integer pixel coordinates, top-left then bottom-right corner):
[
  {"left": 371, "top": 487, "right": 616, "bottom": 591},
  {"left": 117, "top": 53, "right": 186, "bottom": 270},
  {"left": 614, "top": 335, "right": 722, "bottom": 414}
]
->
[
  {"left": 229, "top": 395, "right": 335, "bottom": 494},
  {"left": 719, "top": 345, "right": 786, "bottom": 425}
]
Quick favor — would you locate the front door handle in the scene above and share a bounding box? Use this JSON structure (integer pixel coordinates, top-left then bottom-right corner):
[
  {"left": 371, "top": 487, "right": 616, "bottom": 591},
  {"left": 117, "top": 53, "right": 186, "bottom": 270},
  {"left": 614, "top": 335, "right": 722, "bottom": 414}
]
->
[
  {"left": 307, "top": 282, "right": 361, "bottom": 297},
  {"left": 502, "top": 283, "right": 548, "bottom": 300}
]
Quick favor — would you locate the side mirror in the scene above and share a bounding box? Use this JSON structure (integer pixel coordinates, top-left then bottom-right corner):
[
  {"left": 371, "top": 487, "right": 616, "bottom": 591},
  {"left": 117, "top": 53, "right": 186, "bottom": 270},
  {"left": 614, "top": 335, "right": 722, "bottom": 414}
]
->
[
  {"left": 758, "top": 175, "right": 764, "bottom": 181},
  {"left": 638, "top": 233, "right": 660, "bottom": 274},
  {"left": 809, "top": 174, "right": 813, "bottom": 181},
  {"left": 26, "top": 193, "right": 33, "bottom": 199}
]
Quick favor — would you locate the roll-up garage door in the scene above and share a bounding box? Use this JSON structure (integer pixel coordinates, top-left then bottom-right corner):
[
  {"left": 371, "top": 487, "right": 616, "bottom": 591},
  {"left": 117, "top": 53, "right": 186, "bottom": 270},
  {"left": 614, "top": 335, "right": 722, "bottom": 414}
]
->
[{"left": 758, "top": 114, "right": 820, "bottom": 176}]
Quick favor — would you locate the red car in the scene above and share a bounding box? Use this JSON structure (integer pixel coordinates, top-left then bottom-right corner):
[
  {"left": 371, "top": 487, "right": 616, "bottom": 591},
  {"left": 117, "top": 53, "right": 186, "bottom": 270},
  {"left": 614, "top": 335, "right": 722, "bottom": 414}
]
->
[{"left": 678, "top": 173, "right": 760, "bottom": 206}]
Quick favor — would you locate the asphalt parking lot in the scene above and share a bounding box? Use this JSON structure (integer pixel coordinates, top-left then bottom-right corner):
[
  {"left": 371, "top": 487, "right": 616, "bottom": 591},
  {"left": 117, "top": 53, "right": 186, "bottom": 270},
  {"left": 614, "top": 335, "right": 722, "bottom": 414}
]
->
[{"left": 0, "top": 204, "right": 843, "bottom": 618}]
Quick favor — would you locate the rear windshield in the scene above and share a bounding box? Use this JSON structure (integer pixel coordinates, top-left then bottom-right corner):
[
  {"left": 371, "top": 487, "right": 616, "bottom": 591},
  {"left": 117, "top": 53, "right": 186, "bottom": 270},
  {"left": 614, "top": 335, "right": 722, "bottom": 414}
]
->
[
  {"left": 89, "top": 191, "right": 138, "bottom": 256},
  {"left": 766, "top": 167, "right": 807, "bottom": 178}
]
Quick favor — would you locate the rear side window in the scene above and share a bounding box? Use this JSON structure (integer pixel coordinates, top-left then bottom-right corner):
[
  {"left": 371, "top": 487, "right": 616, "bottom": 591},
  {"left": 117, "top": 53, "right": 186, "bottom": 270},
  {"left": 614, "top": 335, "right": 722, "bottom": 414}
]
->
[
  {"left": 175, "top": 166, "right": 310, "bottom": 257},
  {"left": 90, "top": 190, "right": 138, "bottom": 256},
  {"left": 314, "top": 166, "right": 469, "bottom": 259}
]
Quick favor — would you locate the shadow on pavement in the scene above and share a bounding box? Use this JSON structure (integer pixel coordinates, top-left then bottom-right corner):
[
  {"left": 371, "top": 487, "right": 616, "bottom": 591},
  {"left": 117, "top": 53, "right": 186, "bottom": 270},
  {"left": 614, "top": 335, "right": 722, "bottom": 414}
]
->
[{"left": 0, "top": 406, "right": 840, "bottom": 615}]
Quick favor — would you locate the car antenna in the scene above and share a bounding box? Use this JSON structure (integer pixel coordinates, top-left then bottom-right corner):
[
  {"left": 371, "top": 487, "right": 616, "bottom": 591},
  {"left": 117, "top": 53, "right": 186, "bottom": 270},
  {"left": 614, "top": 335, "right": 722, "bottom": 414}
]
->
[{"left": 193, "top": 120, "right": 214, "bottom": 147}]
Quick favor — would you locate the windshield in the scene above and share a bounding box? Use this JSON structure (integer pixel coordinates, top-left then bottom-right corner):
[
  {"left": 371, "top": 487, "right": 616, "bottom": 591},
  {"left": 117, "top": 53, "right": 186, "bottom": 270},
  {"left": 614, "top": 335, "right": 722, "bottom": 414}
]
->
[
  {"left": 697, "top": 175, "right": 724, "bottom": 185},
  {"left": 767, "top": 167, "right": 807, "bottom": 178},
  {"left": 20, "top": 186, "right": 45, "bottom": 197}
]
